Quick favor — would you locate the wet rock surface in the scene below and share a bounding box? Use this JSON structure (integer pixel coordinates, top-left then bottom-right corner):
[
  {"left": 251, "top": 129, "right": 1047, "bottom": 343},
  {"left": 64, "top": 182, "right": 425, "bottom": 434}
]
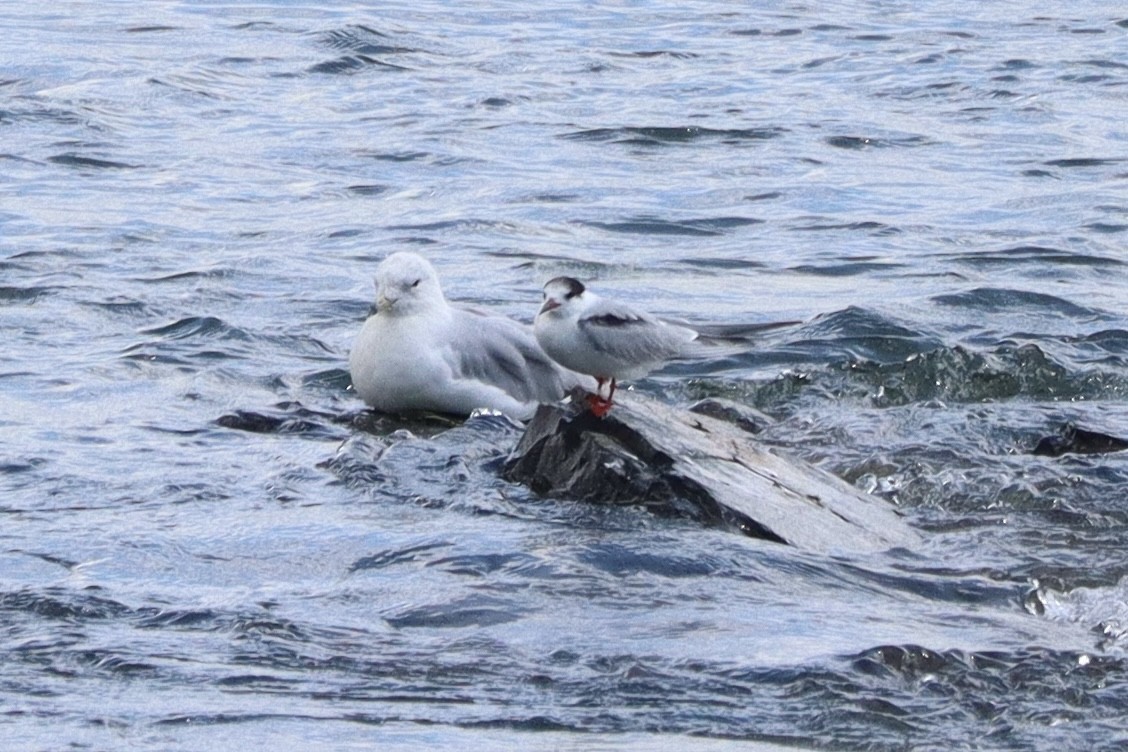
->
[
  {"left": 504, "top": 392, "right": 919, "bottom": 553},
  {"left": 1032, "top": 423, "right": 1128, "bottom": 457}
]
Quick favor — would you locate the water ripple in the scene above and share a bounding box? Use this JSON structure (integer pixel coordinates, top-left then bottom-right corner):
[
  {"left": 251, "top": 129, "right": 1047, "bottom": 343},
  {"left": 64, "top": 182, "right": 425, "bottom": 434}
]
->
[
  {"left": 560, "top": 126, "right": 785, "bottom": 145},
  {"left": 580, "top": 216, "right": 762, "bottom": 237},
  {"left": 932, "top": 288, "right": 1101, "bottom": 318},
  {"left": 46, "top": 153, "right": 138, "bottom": 170}
]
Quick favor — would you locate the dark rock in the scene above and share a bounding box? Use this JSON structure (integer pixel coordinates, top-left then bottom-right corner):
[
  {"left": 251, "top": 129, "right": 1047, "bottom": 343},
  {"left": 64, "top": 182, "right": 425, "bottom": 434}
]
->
[
  {"left": 217, "top": 410, "right": 309, "bottom": 434},
  {"left": 215, "top": 402, "right": 348, "bottom": 439},
  {"left": 1033, "top": 423, "right": 1128, "bottom": 457},
  {"left": 688, "top": 397, "right": 773, "bottom": 434},
  {"left": 504, "top": 392, "right": 918, "bottom": 553}
]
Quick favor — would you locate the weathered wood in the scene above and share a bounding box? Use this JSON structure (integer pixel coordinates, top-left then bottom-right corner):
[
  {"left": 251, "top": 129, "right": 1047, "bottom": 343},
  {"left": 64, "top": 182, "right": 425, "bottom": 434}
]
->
[{"left": 504, "top": 392, "right": 919, "bottom": 554}]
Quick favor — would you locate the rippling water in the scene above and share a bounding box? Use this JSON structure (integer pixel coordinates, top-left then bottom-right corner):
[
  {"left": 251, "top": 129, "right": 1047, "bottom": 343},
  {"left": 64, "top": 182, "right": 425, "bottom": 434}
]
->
[{"left": 3, "top": 1, "right": 1128, "bottom": 749}]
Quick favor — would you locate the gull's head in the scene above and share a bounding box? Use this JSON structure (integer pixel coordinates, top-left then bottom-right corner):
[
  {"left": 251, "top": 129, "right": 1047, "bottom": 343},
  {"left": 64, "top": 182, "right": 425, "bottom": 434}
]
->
[
  {"left": 374, "top": 252, "right": 445, "bottom": 315},
  {"left": 538, "top": 276, "right": 586, "bottom": 319}
]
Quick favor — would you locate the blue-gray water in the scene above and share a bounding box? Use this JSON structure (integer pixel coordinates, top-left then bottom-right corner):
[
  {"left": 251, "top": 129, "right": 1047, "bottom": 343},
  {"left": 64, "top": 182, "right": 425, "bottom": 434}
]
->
[{"left": 3, "top": 2, "right": 1127, "bottom": 749}]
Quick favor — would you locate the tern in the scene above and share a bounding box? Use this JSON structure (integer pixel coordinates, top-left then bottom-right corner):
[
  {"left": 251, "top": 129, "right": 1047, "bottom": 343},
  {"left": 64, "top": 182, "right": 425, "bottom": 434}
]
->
[{"left": 534, "top": 276, "right": 700, "bottom": 416}]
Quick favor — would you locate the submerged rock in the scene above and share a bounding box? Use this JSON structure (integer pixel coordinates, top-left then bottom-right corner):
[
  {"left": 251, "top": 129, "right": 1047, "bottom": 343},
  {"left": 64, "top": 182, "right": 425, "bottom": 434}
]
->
[
  {"left": 1033, "top": 423, "right": 1128, "bottom": 457},
  {"left": 503, "top": 392, "right": 919, "bottom": 553},
  {"left": 687, "top": 397, "right": 773, "bottom": 435}
]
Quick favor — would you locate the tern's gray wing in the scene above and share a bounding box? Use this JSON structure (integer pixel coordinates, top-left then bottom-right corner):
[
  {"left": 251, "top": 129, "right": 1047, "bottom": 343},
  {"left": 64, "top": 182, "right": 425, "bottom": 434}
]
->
[
  {"left": 577, "top": 301, "right": 697, "bottom": 364},
  {"left": 449, "top": 306, "right": 568, "bottom": 403}
]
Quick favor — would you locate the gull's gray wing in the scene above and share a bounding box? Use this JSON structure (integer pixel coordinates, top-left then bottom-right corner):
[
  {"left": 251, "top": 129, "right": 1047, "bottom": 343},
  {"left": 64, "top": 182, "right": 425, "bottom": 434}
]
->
[{"left": 449, "top": 306, "right": 570, "bottom": 403}]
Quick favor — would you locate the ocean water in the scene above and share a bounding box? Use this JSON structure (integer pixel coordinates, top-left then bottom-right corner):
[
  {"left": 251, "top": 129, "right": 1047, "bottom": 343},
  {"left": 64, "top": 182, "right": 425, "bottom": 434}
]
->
[{"left": 2, "top": 1, "right": 1127, "bottom": 749}]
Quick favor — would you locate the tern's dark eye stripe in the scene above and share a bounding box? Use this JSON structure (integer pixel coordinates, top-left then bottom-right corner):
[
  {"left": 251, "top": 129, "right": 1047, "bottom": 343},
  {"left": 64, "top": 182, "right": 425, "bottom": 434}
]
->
[{"left": 545, "top": 275, "right": 585, "bottom": 300}]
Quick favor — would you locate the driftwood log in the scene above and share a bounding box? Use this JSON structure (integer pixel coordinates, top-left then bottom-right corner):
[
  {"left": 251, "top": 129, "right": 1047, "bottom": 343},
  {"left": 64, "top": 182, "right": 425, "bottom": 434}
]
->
[{"left": 503, "top": 392, "right": 919, "bottom": 554}]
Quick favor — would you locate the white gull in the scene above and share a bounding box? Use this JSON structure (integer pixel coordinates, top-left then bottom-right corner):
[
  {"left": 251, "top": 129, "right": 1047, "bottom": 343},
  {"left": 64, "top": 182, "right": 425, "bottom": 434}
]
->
[{"left": 349, "top": 253, "right": 587, "bottom": 420}]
